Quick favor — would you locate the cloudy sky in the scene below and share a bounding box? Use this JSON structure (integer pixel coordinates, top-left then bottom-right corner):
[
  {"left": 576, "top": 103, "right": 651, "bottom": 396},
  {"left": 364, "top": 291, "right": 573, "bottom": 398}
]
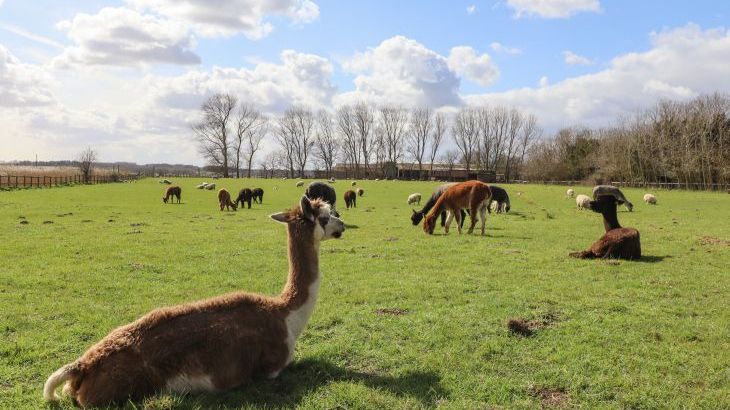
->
[{"left": 1, "top": 0, "right": 730, "bottom": 165}]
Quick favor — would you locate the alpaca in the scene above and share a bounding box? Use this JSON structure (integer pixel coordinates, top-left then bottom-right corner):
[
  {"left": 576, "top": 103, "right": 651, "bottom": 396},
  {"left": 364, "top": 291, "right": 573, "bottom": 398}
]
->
[
  {"left": 234, "top": 188, "right": 253, "bottom": 209},
  {"left": 567, "top": 188, "right": 575, "bottom": 198},
  {"left": 218, "top": 189, "right": 237, "bottom": 211},
  {"left": 576, "top": 194, "right": 591, "bottom": 210},
  {"left": 643, "top": 193, "right": 657, "bottom": 205},
  {"left": 344, "top": 190, "right": 357, "bottom": 209},
  {"left": 162, "top": 186, "right": 181, "bottom": 204},
  {"left": 205, "top": 183, "right": 216, "bottom": 191},
  {"left": 487, "top": 185, "right": 510, "bottom": 213},
  {"left": 356, "top": 188, "right": 364, "bottom": 197},
  {"left": 423, "top": 180, "right": 492, "bottom": 235},
  {"left": 43, "top": 197, "right": 345, "bottom": 407},
  {"left": 305, "top": 182, "right": 339, "bottom": 217},
  {"left": 411, "top": 183, "right": 465, "bottom": 230},
  {"left": 196, "top": 182, "right": 208, "bottom": 189},
  {"left": 407, "top": 193, "right": 421, "bottom": 205},
  {"left": 159, "top": 179, "right": 171, "bottom": 185},
  {"left": 593, "top": 185, "right": 633, "bottom": 211},
  {"left": 296, "top": 181, "right": 304, "bottom": 187},
  {"left": 351, "top": 181, "right": 356, "bottom": 186},
  {"left": 570, "top": 195, "right": 641, "bottom": 259},
  {"left": 252, "top": 188, "right": 264, "bottom": 204}
]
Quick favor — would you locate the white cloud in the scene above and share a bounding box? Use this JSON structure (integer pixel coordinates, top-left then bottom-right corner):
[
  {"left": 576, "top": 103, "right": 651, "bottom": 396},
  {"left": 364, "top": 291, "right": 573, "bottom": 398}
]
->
[
  {"left": 507, "top": 0, "right": 600, "bottom": 19},
  {"left": 448, "top": 46, "right": 499, "bottom": 87},
  {"left": 467, "top": 5, "right": 477, "bottom": 15},
  {"left": 126, "top": 0, "right": 319, "bottom": 39},
  {"left": 539, "top": 76, "right": 549, "bottom": 87},
  {"left": 0, "top": 45, "right": 56, "bottom": 107},
  {"left": 53, "top": 7, "right": 199, "bottom": 67},
  {"left": 563, "top": 50, "right": 593, "bottom": 65},
  {"left": 338, "top": 36, "right": 462, "bottom": 107},
  {"left": 465, "top": 24, "right": 730, "bottom": 130},
  {"left": 490, "top": 42, "right": 523, "bottom": 55}
]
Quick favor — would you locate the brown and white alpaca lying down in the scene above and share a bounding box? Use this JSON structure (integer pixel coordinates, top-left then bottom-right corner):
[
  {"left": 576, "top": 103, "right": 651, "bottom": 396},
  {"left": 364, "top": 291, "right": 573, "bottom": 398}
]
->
[
  {"left": 570, "top": 195, "right": 641, "bottom": 259},
  {"left": 43, "top": 197, "right": 345, "bottom": 407}
]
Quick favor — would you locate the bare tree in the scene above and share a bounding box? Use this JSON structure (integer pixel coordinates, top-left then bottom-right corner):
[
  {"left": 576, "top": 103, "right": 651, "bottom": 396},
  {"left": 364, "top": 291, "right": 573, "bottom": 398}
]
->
[
  {"left": 503, "top": 108, "right": 524, "bottom": 181},
  {"left": 232, "top": 103, "right": 262, "bottom": 178},
  {"left": 353, "top": 103, "right": 375, "bottom": 177},
  {"left": 336, "top": 105, "right": 360, "bottom": 178},
  {"left": 406, "top": 107, "right": 432, "bottom": 179},
  {"left": 379, "top": 105, "right": 409, "bottom": 170},
  {"left": 193, "top": 93, "right": 237, "bottom": 177},
  {"left": 77, "top": 146, "right": 97, "bottom": 183},
  {"left": 243, "top": 116, "right": 268, "bottom": 178},
  {"left": 277, "top": 106, "right": 315, "bottom": 178},
  {"left": 260, "top": 150, "right": 285, "bottom": 179},
  {"left": 314, "top": 110, "right": 340, "bottom": 178},
  {"left": 452, "top": 107, "right": 479, "bottom": 174},
  {"left": 428, "top": 112, "right": 447, "bottom": 179},
  {"left": 441, "top": 149, "right": 460, "bottom": 180},
  {"left": 514, "top": 113, "right": 540, "bottom": 180}
]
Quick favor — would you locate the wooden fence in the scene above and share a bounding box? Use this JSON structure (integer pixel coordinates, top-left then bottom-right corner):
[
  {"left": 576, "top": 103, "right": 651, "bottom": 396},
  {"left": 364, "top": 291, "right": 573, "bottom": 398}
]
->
[
  {"left": 529, "top": 180, "right": 730, "bottom": 191},
  {"left": 0, "top": 174, "right": 139, "bottom": 188}
]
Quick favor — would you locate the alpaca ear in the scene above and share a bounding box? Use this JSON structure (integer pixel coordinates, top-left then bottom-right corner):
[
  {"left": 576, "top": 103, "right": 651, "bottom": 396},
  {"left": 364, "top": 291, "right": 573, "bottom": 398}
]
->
[
  {"left": 300, "top": 196, "right": 315, "bottom": 221},
  {"left": 270, "top": 212, "right": 288, "bottom": 224}
]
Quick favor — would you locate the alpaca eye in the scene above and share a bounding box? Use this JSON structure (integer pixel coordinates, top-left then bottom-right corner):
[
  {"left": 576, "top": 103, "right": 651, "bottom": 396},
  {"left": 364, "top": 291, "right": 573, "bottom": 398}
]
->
[{"left": 318, "top": 217, "right": 329, "bottom": 229}]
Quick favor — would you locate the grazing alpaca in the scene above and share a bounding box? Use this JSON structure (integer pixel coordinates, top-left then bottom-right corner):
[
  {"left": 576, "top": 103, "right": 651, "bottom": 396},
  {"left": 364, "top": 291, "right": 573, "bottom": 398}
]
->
[
  {"left": 576, "top": 194, "right": 591, "bottom": 210},
  {"left": 344, "top": 190, "right": 357, "bottom": 209},
  {"left": 162, "top": 186, "right": 181, "bottom": 204},
  {"left": 351, "top": 181, "right": 356, "bottom": 186},
  {"left": 566, "top": 188, "right": 575, "bottom": 198},
  {"left": 43, "top": 197, "right": 345, "bottom": 407},
  {"left": 218, "top": 189, "right": 237, "bottom": 211},
  {"left": 234, "top": 188, "right": 253, "bottom": 209},
  {"left": 570, "top": 195, "right": 641, "bottom": 259},
  {"left": 305, "top": 182, "right": 339, "bottom": 217},
  {"left": 423, "top": 180, "right": 492, "bottom": 235},
  {"left": 356, "top": 188, "right": 364, "bottom": 197},
  {"left": 252, "top": 188, "right": 264, "bottom": 204},
  {"left": 296, "top": 181, "right": 304, "bottom": 187},
  {"left": 407, "top": 193, "right": 421, "bottom": 205},
  {"left": 643, "top": 193, "right": 657, "bottom": 205},
  {"left": 411, "top": 183, "right": 465, "bottom": 230},
  {"left": 593, "top": 185, "right": 633, "bottom": 211},
  {"left": 487, "top": 185, "right": 510, "bottom": 213}
]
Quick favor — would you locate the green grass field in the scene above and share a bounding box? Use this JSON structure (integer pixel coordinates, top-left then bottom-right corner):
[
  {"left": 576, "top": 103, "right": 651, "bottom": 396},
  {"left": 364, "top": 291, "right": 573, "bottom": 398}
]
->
[{"left": 1, "top": 179, "right": 728, "bottom": 409}]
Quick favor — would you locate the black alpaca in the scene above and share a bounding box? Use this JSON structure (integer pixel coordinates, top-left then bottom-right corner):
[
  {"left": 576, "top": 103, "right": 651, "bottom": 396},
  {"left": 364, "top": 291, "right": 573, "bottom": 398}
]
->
[
  {"left": 234, "top": 188, "right": 253, "bottom": 209},
  {"left": 488, "top": 185, "right": 510, "bottom": 213},
  {"left": 252, "top": 188, "right": 264, "bottom": 204},
  {"left": 305, "top": 182, "right": 339, "bottom": 217},
  {"left": 411, "top": 184, "right": 466, "bottom": 230},
  {"left": 570, "top": 195, "right": 641, "bottom": 259}
]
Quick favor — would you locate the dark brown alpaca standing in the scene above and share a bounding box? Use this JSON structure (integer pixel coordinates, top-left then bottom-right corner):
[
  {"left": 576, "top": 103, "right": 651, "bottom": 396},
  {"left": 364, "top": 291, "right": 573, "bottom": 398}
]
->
[
  {"left": 218, "top": 189, "right": 237, "bottom": 211},
  {"left": 252, "top": 188, "right": 264, "bottom": 204},
  {"left": 43, "top": 197, "right": 345, "bottom": 407},
  {"left": 162, "top": 186, "right": 181, "bottom": 204},
  {"left": 570, "top": 195, "right": 641, "bottom": 259},
  {"left": 234, "top": 188, "right": 253, "bottom": 209},
  {"left": 344, "top": 190, "right": 357, "bottom": 208}
]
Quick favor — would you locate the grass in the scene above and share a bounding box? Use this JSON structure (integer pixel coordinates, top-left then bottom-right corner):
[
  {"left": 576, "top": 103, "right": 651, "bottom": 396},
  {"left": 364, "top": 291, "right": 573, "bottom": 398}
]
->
[{"left": 1, "top": 179, "right": 728, "bottom": 409}]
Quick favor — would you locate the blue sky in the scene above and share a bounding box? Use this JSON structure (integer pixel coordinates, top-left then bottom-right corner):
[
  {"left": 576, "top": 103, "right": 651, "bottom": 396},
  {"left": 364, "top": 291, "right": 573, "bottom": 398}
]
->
[{"left": 1, "top": 0, "right": 730, "bottom": 164}]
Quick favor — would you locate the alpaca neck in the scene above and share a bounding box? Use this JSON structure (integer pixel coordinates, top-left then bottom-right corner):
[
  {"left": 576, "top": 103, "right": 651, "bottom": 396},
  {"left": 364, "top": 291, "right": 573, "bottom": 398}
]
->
[
  {"left": 280, "top": 223, "right": 320, "bottom": 310},
  {"left": 602, "top": 209, "right": 621, "bottom": 232}
]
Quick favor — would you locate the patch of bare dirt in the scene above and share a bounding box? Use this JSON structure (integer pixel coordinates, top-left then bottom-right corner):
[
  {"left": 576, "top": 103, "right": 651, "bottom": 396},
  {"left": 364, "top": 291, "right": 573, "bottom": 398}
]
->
[
  {"left": 507, "top": 312, "right": 562, "bottom": 337},
  {"left": 528, "top": 386, "right": 569, "bottom": 408},
  {"left": 375, "top": 308, "right": 408, "bottom": 316},
  {"left": 698, "top": 236, "right": 730, "bottom": 246}
]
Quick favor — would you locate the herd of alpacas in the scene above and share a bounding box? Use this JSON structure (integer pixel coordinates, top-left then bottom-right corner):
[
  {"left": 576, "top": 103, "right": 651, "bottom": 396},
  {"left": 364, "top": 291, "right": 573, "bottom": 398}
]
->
[{"left": 44, "top": 178, "right": 652, "bottom": 406}]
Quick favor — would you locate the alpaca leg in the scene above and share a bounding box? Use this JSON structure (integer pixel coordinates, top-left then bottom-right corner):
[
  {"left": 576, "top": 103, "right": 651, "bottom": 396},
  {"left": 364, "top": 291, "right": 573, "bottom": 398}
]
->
[
  {"left": 460, "top": 209, "right": 467, "bottom": 230},
  {"left": 440, "top": 211, "right": 447, "bottom": 227},
  {"left": 467, "top": 206, "right": 479, "bottom": 234},
  {"left": 479, "top": 204, "right": 487, "bottom": 236},
  {"left": 444, "top": 211, "right": 454, "bottom": 234}
]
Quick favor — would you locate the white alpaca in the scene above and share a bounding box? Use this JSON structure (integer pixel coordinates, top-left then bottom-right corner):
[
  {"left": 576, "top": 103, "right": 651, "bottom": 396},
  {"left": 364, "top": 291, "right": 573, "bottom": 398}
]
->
[
  {"left": 643, "top": 193, "right": 657, "bottom": 205},
  {"left": 296, "top": 181, "right": 304, "bottom": 187},
  {"left": 567, "top": 188, "right": 575, "bottom": 198},
  {"left": 576, "top": 194, "right": 591, "bottom": 209},
  {"left": 407, "top": 193, "right": 422, "bottom": 205}
]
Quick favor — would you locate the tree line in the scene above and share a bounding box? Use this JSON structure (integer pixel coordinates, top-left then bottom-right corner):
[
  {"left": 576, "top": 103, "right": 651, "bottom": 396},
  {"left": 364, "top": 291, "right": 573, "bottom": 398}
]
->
[
  {"left": 523, "top": 93, "right": 730, "bottom": 188},
  {"left": 194, "top": 93, "right": 540, "bottom": 180}
]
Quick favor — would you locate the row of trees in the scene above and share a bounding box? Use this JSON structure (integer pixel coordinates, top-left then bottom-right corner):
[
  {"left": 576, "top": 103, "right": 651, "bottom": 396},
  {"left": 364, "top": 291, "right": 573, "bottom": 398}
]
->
[
  {"left": 523, "top": 93, "right": 730, "bottom": 188},
  {"left": 194, "top": 93, "right": 541, "bottom": 180}
]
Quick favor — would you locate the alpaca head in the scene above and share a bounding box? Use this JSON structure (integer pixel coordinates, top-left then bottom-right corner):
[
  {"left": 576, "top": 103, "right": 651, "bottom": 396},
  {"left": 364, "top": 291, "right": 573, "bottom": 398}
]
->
[
  {"left": 271, "top": 196, "right": 345, "bottom": 241},
  {"left": 163, "top": 196, "right": 168, "bottom": 203},
  {"left": 589, "top": 195, "right": 618, "bottom": 214},
  {"left": 411, "top": 209, "right": 424, "bottom": 226},
  {"left": 423, "top": 213, "right": 437, "bottom": 234}
]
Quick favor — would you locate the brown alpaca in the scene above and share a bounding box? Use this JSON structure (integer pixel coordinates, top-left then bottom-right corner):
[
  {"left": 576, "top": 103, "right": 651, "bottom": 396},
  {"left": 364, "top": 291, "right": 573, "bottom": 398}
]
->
[
  {"left": 423, "top": 180, "right": 492, "bottom": 235},
  {"left": 162, "top": 186, "right": 181, "bottom": 204},
  {"left": 218, "top": 189, "right": 237, "bottom": 211},
  {"left": 356, "top": 188, "right": 364, "bottom": 197},
  {"left": 570, "top": 195, "right": 641, "bottom": 259},
  {"left": 43, "top": 197, "right": 345, "bottom": 407},
  {"left": 344, "top": 190, "right": 357, "bottom": 209}
]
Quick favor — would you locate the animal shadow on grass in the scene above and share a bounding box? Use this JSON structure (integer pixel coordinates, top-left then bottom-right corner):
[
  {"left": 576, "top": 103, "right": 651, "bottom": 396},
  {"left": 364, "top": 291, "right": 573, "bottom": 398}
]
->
[
  {"left": 635, "top": 255, "right": 670, "bottom": 263},
  {"left": 344, "top": 224, "right": 359, "bottom": 229},
  {"left": 165, "top": 358, "right": 448, "bottom": 409}
]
